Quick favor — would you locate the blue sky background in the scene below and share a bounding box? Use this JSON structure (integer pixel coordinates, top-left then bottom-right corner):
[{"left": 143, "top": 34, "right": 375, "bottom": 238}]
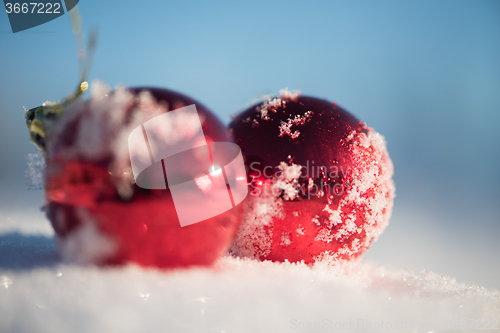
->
[{"left": 0, "top": 0, "right": 499, "bottom": 288}]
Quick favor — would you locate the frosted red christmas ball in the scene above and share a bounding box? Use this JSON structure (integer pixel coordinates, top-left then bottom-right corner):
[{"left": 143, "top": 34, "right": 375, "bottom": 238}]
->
[
  {"left": 229, "top": 90, "right": 395, "bottom": 264},
  {"left": 44, "top": 84, "right": 243, "bottom": 267}
]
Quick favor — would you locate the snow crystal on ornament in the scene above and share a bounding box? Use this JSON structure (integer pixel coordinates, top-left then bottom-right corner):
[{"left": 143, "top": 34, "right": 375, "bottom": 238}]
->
[
  {"left": 272, "top": 162, "right": 302, "bottom": 201},
  {"left": 25, "top": 152, "right": 45, "bottom": 190},
  {"left": 256, "top": 88, "right": 301, "bottom": 121},
  {"left": 278, "top": 111, "right": 314, "bottom": 139},
  {"left": 280, "top": 232, "right": 292, "bottom": 247},
  {"left": 56, "top": 208, "right": 118, "bottom": 265},
  {"left": 230, "top": 181, "right": 285, "bottom": 259}
]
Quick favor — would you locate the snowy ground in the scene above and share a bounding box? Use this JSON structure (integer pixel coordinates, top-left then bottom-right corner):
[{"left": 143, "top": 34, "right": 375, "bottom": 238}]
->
[{"left": 0, "top": 206, "right": 499, "bottom": 333}]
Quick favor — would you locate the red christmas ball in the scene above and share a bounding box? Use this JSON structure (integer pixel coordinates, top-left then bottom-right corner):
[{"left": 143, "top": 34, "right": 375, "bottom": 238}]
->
[
  {"left": 44, "top": 84, "right": 244, "bottom": 267},
  {"left": 229, "top": 89, "right": 395, "bottom": 264}
]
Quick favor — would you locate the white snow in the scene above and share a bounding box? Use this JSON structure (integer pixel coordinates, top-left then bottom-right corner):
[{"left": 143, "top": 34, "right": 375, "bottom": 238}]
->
[
  {"left": 0, "top": 209, "right": 499, "bottom": 333},
  {"left": 0, "top": 238, "right": 499, "bottom": 333}
]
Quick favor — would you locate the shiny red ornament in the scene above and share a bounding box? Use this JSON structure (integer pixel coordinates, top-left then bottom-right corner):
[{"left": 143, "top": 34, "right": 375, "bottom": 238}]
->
[
  {"left": 44, "top": 85, "right": 243, "bottom": 267},
  {"left": 229, "top": 90, "right": 395, "bottom": 264}
]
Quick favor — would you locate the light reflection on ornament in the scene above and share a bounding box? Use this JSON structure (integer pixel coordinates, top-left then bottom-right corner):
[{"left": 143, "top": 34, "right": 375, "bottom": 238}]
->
[
  {"left": 210, "top": 165, "right": 222, "bottom": 177},
  {"left": 195, "top": 174, "right": 212, "bottom": 193}
]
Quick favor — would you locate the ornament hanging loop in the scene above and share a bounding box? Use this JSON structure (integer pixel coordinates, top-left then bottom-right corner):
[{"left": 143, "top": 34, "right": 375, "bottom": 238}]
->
[{"left": 25, "top": 4, "right": 97, "bottom": 151}]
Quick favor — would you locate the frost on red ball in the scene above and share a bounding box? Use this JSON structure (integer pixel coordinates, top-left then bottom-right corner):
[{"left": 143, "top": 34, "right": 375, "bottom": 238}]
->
[
  {"left": 44, "top": 82, "right": 243, "bottom": 267},
  {"left": 229, "top": 89, "right": 395, "bottom": 264}
]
